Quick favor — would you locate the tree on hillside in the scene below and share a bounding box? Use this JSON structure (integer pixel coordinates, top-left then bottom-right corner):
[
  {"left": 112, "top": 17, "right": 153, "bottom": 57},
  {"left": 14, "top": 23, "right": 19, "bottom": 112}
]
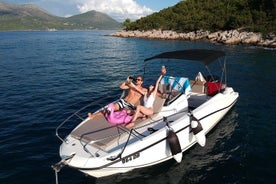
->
[
  {"left": 122, "top": 18, "right": 131, "bottom": 30},
  {"left": 126, "top": 0, "right": 275, "bottom": 35}
]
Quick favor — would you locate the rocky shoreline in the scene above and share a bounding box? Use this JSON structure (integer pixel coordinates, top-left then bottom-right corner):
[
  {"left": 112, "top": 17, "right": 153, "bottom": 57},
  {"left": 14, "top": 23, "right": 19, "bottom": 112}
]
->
[{"left": 108, "top": 29, "right": 276, "bottom": 48}]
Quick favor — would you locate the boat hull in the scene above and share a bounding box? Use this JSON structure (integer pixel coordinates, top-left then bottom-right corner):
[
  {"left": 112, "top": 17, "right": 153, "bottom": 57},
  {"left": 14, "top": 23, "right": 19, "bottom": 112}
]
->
[{"left": 59, "top": 87, "right": 238, "bottom": 178}]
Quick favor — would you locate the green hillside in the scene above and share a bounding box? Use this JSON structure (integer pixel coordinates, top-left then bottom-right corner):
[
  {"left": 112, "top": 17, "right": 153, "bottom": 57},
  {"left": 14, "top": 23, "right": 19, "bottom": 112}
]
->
[
  {"left": 126, "top": 0, "right": 275, "bottom": 35},
  {"left": 0, "top": 2, "right": 120, "bottom": 30}
]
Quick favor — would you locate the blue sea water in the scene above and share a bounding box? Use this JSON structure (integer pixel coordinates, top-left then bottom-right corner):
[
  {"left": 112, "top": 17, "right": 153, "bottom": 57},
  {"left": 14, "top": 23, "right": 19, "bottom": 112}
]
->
[{"left": 0, "top": 30, "right": 275, "bottom": 184}]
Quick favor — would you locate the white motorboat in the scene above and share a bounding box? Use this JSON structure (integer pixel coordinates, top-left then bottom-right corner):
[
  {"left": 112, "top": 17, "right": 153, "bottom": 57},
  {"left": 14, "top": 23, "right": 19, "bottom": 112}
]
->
[{"left": 52, "top": 49, "right": 239, "bottom": 179}]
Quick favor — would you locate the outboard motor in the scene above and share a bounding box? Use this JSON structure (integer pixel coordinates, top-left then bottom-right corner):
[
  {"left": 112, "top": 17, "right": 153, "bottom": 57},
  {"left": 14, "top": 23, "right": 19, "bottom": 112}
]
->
[{"left": 167, "top": 128, "right": 182, "bottom": 163}]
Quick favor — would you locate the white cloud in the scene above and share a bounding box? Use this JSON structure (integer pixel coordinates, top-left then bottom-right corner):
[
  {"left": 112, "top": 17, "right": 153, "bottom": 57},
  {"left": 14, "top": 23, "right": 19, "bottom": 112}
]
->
[{"left": 76, "top": 0, "right": 154, "bottom": 22}]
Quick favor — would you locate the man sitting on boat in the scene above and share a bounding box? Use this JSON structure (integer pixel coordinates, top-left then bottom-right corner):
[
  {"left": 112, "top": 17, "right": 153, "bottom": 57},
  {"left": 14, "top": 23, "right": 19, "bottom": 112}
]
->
[{"left": 88, "top": 75, "right": 147, "bottom": 119}]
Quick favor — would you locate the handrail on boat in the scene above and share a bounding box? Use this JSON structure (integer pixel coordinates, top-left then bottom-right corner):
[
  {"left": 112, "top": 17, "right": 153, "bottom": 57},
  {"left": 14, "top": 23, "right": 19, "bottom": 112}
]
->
[
  {"left": 81, "top": 125, "right": 146, "bottom": 157},
  {"left": 55, "top": 102, "right": 97, "bottom": 143},
  {"left": 80, "top": 114, "right": 168, "bottom": 158},
  {"left": 106, "top": 110, "right": 189, "bottom": 161},
  {"left": 55, "top": 95, "right": 119, "bottom": 143},
  {"left": 106, "top": 128, "right": 139, "bottom": 161}
]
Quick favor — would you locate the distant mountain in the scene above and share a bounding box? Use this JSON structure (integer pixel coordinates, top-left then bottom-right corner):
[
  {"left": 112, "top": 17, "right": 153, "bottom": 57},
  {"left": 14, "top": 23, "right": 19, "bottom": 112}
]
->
[
  {"left": 64, "top": 10, "right": 120, "bottom": 30},
  {"left": 0, "top": 2, "right": 120, "bottom": 30}
]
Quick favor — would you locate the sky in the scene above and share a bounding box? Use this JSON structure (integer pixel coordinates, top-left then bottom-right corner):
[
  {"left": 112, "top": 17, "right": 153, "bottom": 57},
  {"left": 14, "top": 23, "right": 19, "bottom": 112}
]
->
[{"left": 2, "top": 0, "right": 181, "bottom": 22}]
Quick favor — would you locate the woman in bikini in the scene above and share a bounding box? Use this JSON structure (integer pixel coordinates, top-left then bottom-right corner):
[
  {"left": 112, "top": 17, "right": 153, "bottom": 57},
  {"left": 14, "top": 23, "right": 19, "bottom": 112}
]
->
[{"left": 126, "top": 67, "right": 166, "bottom": 128}]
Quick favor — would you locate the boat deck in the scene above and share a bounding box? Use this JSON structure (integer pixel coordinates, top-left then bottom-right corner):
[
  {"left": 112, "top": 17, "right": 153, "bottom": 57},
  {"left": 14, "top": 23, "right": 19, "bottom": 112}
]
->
[{"left": 70, "top": 96, "right": 166, "bottom": 151}]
